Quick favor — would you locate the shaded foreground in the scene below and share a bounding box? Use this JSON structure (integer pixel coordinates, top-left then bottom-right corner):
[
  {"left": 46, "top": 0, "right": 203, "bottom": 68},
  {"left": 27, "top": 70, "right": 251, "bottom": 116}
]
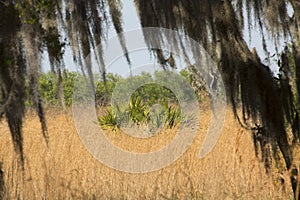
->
[{"left": 0, "top": 108, "right": 296, "bottom": 199}]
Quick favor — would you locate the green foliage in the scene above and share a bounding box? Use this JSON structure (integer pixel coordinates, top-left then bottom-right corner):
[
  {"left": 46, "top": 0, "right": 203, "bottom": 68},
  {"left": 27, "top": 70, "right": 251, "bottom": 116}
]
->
[
  {"left": 148, "top": 105, "right": 166, "bottom": 130},
  {"left": 17, "top": 0, "right": 54, "bottom": 24},
  {"left": 95, "top": 73, "right": 122, "bottom": 105},
  {"left": 99, "top": 109, "right": 119, "bottom": 133},
  {"left": 38, "top": 69, "right": 197, "bottom": 132},
  {"left": 112, "top": 72, "right": 153, "bottom": 104},
  {"left": 148, "top": 102, "right": 182, "bottom": 130},
  {"left": 62, "top": 71, "right": 79, "bottom": 106},
  {"left": 38, "top": 70, "right": 99, "bottom": 107},
  {"left": 37, "top": 69, "right": 200, "bottom": 113},
  {"left": 131, "top": 83, "right": 176, "bottom": 105},
  {"left": 39, "top": 72, "right": 58, "bottom": 106},
  {"left": 128, "top": 97, "right": 150, "bottom": 124},
  {"left": 39, "top": 70, "right": 84, "bottom": 107},
  {"left": 111, "top": 70, "right": 199, "bottom": 106},
  {"left": 96, "top": 70, "right": 193, "bottom": 132},
  {"left": 98, "top": 99, "right": 182, "bottom": 132},
  {"left": 165, "top": 104, "right": 182, "bottom": 129}
]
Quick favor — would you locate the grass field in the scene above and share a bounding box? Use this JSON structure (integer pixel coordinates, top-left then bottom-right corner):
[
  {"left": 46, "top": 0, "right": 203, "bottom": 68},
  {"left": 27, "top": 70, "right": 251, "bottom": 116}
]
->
[{"left": 0, "top": 107, "right": 295, "bottom": 199}]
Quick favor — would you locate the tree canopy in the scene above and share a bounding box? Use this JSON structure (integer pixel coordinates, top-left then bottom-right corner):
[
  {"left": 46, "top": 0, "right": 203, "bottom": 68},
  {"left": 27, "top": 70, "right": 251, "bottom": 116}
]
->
[{"left": 0, "top": 0, "right": 300, "bottom": 198}]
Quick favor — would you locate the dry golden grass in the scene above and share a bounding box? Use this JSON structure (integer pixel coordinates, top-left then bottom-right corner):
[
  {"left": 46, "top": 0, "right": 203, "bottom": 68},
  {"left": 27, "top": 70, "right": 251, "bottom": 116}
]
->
[{"left": 0, "top": 107, "right": 295, "bottom": 199}]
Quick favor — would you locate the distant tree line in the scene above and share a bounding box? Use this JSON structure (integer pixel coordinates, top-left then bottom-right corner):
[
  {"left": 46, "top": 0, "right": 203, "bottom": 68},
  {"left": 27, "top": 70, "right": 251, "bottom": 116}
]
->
[{"left": 36, "top": 69, "right": 206, "bottom": 108}]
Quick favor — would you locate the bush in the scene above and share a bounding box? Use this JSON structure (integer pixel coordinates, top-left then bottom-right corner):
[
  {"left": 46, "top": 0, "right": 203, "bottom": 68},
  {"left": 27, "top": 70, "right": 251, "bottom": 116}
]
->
[
  {"left": 131, "top": 83, "right": 176, "bottom": 105},
  {"left": 38, "top": 70, "right": 115, "bottom": 107},
  {"left": 38, "top": 70, "right": 79, "bottom": 107},
  {"left": 38, "top": 70, "right": 197, "bottom": 131},
  {"left": 39, "top": 72, "right": 59, "bottom": 106},
  {"left": 38, "top": 69, "right": 200, "bottom": 108},
  {"left": 98, "top": 100, "right": 182, "bottom": 132},
  {"left": 95, "top": 73, "right": 122, "bottom": 105},
  {"left": 165, "top": 104, "right": 182, "bottom": 129},
  {"left": 99, "top": 108, "right": 119, "bottom": 132},
  {"left": 62, "top": 71, "right": 79, "bottom": 106},
  {"left": 128, "top": 97, "right": 150, "bottom": 124}
]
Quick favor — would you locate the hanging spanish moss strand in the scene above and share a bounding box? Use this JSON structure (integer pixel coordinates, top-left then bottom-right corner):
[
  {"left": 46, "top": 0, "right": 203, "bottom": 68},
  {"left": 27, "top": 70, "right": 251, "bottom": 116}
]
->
[{"left": 0, "top": 2, "right": 26, "bottom": 170}]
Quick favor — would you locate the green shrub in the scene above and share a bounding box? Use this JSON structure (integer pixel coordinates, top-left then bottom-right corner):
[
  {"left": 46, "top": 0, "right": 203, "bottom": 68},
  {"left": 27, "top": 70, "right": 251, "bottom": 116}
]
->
[
  {"left": 131, "top": 83, "right": 176, "bottom": 105},
  {"left": 39, "top": 70, "right": 103, "bottom": 107},
  {"left": 95, "top": 73, "right": 122, "bottom": 105},
  {"left": 98, "top": 100, "right": 182, "bottom": 132},
  {"left": 39, "top": 72, "right": 58, "bottom": 106},
  {"left": 37, "top": 70, "right": 197, "bottom": 132},
  {"left": 62, "top": 71, "right": 79, "bottom": 106},
  {"left": 128, "top": 97, "right": 150, "bottom": 124},
  {"left": 38, "top": 69, "right": 199, "bottom": 108},
  {"left": 98, "top": 108, "right": 119, "bottom": 132},
  {"left": 165, "top": 104, "right": 182, "bottom": 129},
  {"left": 148, "top": 105, "right": 167, "bottom": 130}
]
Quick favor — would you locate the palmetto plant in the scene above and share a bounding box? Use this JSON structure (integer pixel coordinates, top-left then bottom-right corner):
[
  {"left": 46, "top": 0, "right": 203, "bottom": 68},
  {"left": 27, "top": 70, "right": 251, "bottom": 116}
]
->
[
  {"left": 98, "top": 108, "right": 119, "bottom": 133},
  {"left": 99, "top": 97, "right": 150, "bottom": 131},
  {"left": 99, "top": 98, "right": 183, "bottom": 132},
  {"left": 165, "top": 105, "right": 181, "bottom": 129},
  {"left": 148, "top": 106, "right": 166, "bottom": 131},
  {"left": 98, "top": 104, "right": 131, "bottom": 132},
  {"left": 128, "top": 97, "right": 150, "bottom": 124},
  {"left": 148, "top": 104, "right": 182, "bottom": 130}
]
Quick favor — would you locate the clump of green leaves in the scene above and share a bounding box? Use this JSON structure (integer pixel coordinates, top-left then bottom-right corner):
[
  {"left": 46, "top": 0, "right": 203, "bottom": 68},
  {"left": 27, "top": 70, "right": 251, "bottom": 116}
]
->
[
  {"left": 98, "top": 99, "right": 183, "bottom": 132},
  {"left": 38, "top": 70, "right": 80, "bottom": 107},
  {"left": 129, "top": 97, "right": 150, "bottom": 124},
  {"left": 165, "top": 104, "right": 182, "bottom": 129},
  {"left": 99, "top": 109, "right": 119, "bottom": 133}
]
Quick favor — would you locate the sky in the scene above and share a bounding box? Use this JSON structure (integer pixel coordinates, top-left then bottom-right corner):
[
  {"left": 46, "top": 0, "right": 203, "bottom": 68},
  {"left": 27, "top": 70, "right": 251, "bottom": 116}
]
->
[{"left": 41, "top": 1, "right": 293, "bottom": 77}]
